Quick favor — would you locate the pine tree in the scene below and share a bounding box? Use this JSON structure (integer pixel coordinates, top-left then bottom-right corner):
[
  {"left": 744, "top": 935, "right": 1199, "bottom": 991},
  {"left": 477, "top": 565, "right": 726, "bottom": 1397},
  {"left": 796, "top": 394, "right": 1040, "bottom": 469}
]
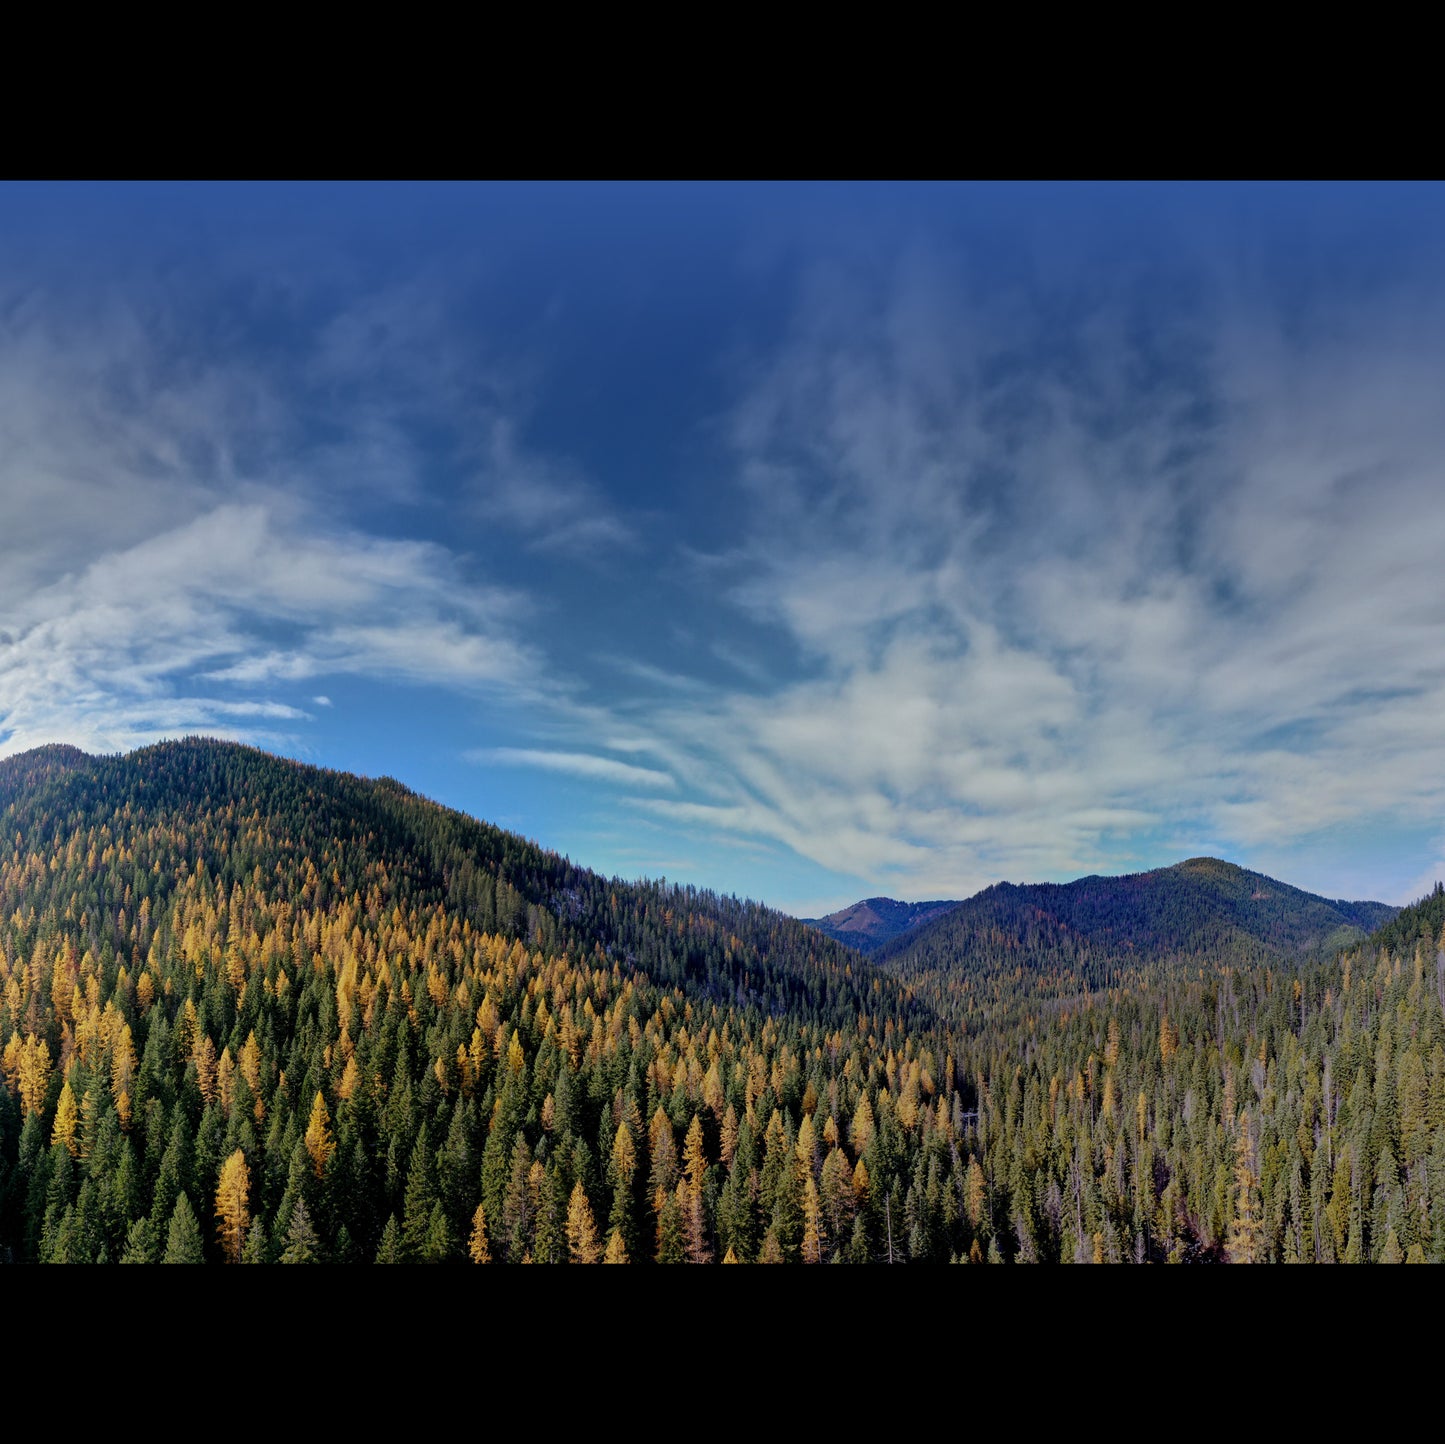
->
[
  {"left": 1227, "top": 1117, "right": 1261, "bottom": 1264},
  {"left": 280, "top": 1197, "right": 320, "bottom": 1263},
  {"left": 655, "top": 1188, "right": 685, "bottom": 1264},
  {"left": 422, "top": 1202, "right": 452, "bottom": 1263},
  {"left": 242, "top": 1218, "right": 268, "bottom": 1264},
  {"left": 501, "top": 1134, "right": 534, "bottom": 1263},
  {"left": 162, "top": 1194, "right": 205, "bottom": 1264},
  {"left": 400, "top": 1137, "right": 437, "bottom": 1261},
  {"left": 119, "top": 1216, "right": 156, "bottom": 1264},
  {"left": 375, "top": 1214, "right": 403, "bottom": 1264},
  {"left": 801, "top": 1175, "right": 824, "bottom": 1263}
]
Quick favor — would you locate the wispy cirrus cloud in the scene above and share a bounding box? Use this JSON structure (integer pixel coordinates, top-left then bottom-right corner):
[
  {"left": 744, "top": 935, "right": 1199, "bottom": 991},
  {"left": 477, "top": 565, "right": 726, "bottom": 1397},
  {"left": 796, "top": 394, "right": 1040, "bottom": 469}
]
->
[
  {"left": 591, "top": 233, "right": 1445, "bottom": 904},
  {"left": 470, "top": 748, "right": 677, "bottom": 789},
  {"left": 8, "top": 188, "right": 1445, "bottom": 913},
  {"left": 0, "top": 245, "right": 626, "bottom": 763},
  {"left": 0, "top": 498, "right": 548, "bottom": 759},
  {"left": 471, "top": 419, "right": 636, "bottom": 557}
]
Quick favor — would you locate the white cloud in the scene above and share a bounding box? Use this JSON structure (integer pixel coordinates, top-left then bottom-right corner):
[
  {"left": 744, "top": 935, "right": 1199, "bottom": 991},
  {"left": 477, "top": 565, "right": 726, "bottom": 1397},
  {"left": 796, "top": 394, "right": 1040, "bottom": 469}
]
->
[
  {"left": 0, "top": 501, "right": 544, "bottom": 760},
  {"left": 470, "top": 748, "right": 677, "bottom": 789}
]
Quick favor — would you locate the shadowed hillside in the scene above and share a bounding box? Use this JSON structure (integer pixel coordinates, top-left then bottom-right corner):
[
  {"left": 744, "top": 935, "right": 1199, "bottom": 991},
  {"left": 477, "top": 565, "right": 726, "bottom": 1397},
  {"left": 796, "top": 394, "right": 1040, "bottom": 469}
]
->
[{"left": 877, "top": 857, "right": 1396, "bottom": 995}]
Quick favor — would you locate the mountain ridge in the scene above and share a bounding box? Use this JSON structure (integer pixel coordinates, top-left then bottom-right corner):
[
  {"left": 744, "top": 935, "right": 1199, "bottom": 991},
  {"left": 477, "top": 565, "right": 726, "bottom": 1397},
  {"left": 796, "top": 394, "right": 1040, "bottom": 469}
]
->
[
  {"left": 805, "top": 857, "right": 1395, "bottom": 967},
  {"left": 874, "top": 854, "right": 1398, "bottom": 993},
  {"left": 1, "top": 736, "right": 1440, "bottom": 1265}
]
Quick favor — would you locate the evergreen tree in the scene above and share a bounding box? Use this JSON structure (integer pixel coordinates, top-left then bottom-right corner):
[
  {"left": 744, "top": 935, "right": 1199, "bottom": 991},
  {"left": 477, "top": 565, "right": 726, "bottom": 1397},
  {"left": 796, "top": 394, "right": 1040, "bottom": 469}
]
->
[
  {"left": 162, "top": 1194, "right": 205, "bottom": 1264},
  {"left": 375, "top": 1214, "right": 403, "bottom": 1264},
  {"left": 119, "top": 1216, "right": 156, "bottom": 1264},
  {"left": 280, "top": 1197, "right": 320, "bottom": 1263}
]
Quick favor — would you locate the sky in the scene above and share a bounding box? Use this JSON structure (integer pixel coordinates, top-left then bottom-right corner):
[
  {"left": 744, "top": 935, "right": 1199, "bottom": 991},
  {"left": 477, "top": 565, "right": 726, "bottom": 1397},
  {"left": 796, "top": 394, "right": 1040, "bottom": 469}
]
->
[{"left": 3, "top": 180, "right": 1445, "bottom": 915}]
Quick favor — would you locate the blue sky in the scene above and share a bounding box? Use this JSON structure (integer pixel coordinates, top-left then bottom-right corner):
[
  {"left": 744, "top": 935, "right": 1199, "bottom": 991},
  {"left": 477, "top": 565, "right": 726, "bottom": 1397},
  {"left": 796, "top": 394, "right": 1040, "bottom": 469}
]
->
[{"left": 4, "top": 181, "right": 1445, "bottom": 914}]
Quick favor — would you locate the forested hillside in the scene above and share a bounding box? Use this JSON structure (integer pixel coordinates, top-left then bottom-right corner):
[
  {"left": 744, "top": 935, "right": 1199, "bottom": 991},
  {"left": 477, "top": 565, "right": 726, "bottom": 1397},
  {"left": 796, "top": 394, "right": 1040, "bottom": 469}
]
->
[{"left": 1, "top": 739, "right": 1441, "bottom": 1264}]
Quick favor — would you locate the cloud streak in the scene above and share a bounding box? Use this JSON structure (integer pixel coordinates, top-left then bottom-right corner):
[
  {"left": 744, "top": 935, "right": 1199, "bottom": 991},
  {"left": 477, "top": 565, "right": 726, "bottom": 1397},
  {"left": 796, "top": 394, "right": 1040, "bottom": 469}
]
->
[{"left": 471, "top": 748, "right": 677, "bottom": 789}]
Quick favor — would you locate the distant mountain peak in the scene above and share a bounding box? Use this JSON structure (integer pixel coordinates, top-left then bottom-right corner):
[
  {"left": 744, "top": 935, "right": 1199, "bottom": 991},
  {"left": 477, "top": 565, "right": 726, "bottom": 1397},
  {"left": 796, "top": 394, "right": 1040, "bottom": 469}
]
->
[{"left": 802, "top": 896, "right": 961, "bottom": 953}]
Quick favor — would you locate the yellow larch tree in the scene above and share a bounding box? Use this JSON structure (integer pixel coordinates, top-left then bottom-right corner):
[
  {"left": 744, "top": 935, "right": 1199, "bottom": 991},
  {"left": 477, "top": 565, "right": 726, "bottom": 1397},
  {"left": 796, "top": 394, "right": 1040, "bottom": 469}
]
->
[
  {"left": 195, "top": 1034, "right": 218, "bottom": 1105},
  {"left": 239, "top": 1030, "right": 263, "bottom": 1093},
  {"left": 612, "top": 1121, "right": 636, "bottom": 1188},
  {"left": 17, "top": 1035, "right": 52, "bottom": 1117},
  {"left": 966, "top": 1157, "right": 987, "bottom": 1229},
  {"left": 1, "top": 1031, "right": 20, "bottom": 1096},
  {"left": 566, "top": 1182, "right": 602, "bottom": 1263},
  {"left": 216, "top": 1149, "right": 251, "bottom": 1264},
  {"left": 216, "top": 1047, "right": 235, "bottom": 1115},
  {"left": 1159, "top": 1013, "right": 1177, "bottom": 1064},
  {"left": 683, "top": 1113, "right": 707, "bottom": 1193},
  {"left": 304, "top": 1091, "right": 335, "bottom": 1178},
  {"left": 52, "top": 1079, "right": 79, "bottom": 1156},
  {"left": 681, "top": 1114, "right": 711, "bottom": 1264},
  {"left": 720, "top": 1102, "right": 739, "bottom": 1165},
  {"left": 852, "top": 1156, "right": 870, "bottom": 1202},
  {"left": 469, "top": 1204, "right": 492, "bottom": 1263},
  {"left": 850, "top": 1092, "right": 875, "bottom": 1157}
]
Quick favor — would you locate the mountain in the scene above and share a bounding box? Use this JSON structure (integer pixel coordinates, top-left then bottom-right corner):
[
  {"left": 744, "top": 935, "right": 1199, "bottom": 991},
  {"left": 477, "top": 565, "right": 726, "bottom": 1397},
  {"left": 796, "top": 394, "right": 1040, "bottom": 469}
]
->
[
  {"left": 801, "top": 896, "right": 961, "bottom": 953},
  {"left": 876, "top": 855, "right": 1397, "bottom": 992},
  {"left": 0, "top": 737, "right": 939, "bottom": 1265},
  {"left": 1, "top": 738, "right": 1440, "bottom": 1266},
  {"left": 0, "top": 738, "right": 924, "bottom": 1035}
]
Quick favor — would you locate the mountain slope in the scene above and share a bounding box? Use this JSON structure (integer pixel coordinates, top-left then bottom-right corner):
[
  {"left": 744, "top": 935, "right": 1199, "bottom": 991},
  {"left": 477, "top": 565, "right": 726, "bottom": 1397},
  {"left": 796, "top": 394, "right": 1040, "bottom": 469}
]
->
[
  {"left": 1, "top": 738, "right": 1439, "bottom": 1267},
  {"left": 0, "top": 736, "right": 952, "bottom": 1266},
  {"left": 0, "top": 737, "right": 925, "bottom": 1033},
  {"left": 877, "top": 856, "right": 1397, "bottom": 992},
  {"left": 1368, "top": 880, "right": 1445, "bottom": 959},
  {"left": 801, "top": 896, "right": 960, "bottom": 953}
]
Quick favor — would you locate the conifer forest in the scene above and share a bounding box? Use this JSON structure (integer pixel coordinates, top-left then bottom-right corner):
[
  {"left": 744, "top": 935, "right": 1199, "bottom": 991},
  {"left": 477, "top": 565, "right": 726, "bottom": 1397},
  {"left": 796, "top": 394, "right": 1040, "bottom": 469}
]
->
[{"left": 2, "top": 737, "right": 1442, "bottom": 1264}]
